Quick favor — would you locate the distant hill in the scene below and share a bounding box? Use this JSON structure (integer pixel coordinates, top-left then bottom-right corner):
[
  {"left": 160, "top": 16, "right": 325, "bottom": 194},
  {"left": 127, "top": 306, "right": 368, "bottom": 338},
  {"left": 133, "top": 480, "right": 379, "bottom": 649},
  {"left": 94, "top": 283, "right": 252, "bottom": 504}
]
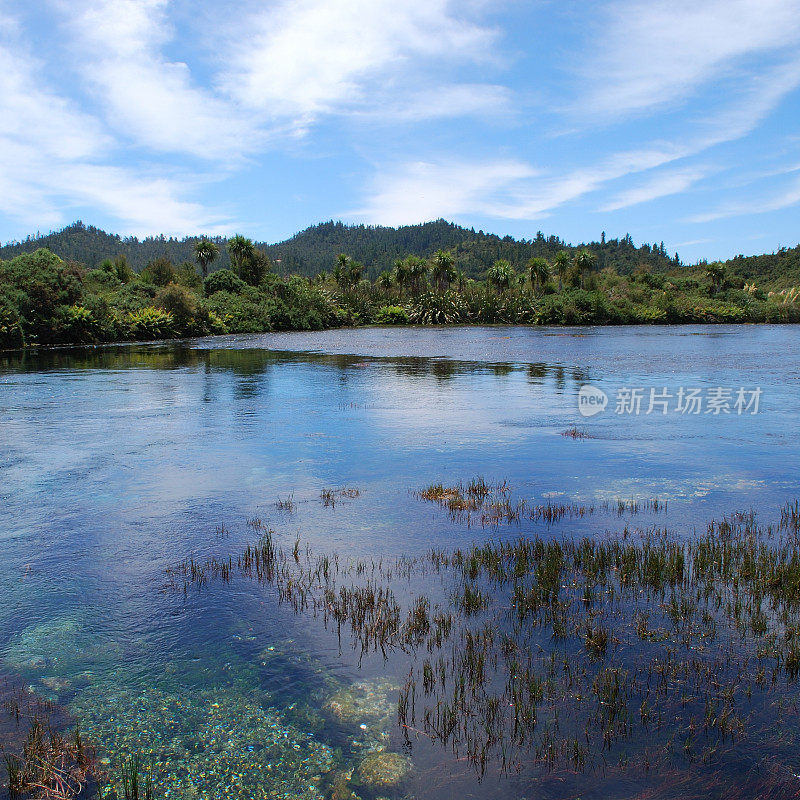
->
[
  {"left": 0, "top": 220, "right": 682, "bottom": 279},
  {"left": 723, "top": 246, "right": 800, "bottom": 290},
  {"left": 4, "top": 219, "right": 798, "bottom": 287}
]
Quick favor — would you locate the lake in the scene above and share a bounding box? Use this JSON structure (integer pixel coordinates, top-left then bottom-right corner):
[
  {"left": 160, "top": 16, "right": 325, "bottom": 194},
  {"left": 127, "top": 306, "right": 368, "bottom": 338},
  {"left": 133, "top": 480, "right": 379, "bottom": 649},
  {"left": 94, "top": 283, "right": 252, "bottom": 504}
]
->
[{"left": 2, "top": 325, "right": 799, "bottom": 799}]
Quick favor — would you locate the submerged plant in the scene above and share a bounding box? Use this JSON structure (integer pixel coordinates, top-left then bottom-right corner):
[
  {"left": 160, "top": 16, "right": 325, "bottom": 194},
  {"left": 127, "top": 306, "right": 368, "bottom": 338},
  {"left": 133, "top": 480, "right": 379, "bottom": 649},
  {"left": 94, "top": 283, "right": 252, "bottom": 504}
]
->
[
  {"left": 119, "top": 753, "right": 154, "bottom": 800},
  {"left": 167, "top": 487, "right": 800, "bottom": 793}
]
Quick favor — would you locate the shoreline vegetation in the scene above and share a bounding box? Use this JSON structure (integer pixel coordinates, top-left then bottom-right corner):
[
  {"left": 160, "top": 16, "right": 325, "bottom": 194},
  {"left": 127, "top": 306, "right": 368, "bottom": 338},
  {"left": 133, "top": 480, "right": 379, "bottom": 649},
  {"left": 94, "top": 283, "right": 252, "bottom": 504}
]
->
[{"left": 1, "top": 236, "right": 799, "bottom": 351}]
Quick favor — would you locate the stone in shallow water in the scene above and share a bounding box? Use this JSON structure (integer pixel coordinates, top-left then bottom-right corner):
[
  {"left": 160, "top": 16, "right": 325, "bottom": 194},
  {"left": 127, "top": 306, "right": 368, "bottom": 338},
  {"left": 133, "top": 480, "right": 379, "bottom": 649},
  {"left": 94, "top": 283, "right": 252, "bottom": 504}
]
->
[
  {"left": 324, "top": 677, "right": 399, "bottom": 727},
  {"left": 356, "top": 752, "right": 412, "bottom": 789},
  {"left": 4, "top": 615, "right": 122, "bottom": 676}
]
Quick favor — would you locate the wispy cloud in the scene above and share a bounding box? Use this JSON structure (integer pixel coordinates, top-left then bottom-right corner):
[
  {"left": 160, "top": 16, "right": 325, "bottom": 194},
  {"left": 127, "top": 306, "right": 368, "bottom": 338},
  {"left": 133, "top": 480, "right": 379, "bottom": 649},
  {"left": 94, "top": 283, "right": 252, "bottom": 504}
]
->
[
  {"left": 351, "top": 84, "right": 514, "bottom": 124},
  {"left": 0, "top": 12, "right": 231, "bottom": 235},
  {"left": 354, "top": 159, "right": 539, "bottom": 225},
  {"left": 220, "top": 0, "right": 504, "bottom": 123},
  {"left": 689, "top": 175, "right": 800, "bottom": 222},
  {"left": 599, "top": 168, "right": 708, "bottom": 212},
  {"left": 359, "top": 50, "right": 800, "bottom": 227},
  {"left": 57, "top": 0, "right": 260, "bottom": 161},
  {"left": 580, "top": 0, "right": 800, "bottom": 119}
]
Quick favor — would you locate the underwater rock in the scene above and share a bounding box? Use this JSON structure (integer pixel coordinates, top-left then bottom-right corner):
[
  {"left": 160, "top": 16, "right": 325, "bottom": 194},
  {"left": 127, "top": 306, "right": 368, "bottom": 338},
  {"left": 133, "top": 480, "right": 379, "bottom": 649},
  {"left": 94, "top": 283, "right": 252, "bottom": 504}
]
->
[
  {"left": 355, "top": 752, "right": 412, "bottom": 789},
  {"left": 324, "top": 678, "right": 399, "bottom": 727},
  {"left": 4, "top": 616, "right": 122, "bottom": 676}
]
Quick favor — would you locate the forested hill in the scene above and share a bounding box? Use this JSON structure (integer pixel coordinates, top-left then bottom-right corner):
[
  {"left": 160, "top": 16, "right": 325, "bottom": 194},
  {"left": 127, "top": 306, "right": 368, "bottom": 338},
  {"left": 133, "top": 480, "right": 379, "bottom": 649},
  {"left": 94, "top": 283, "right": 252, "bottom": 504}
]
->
[
  {"left": 266, "top": 221, "right": 680, "bottom": 278},
  {"left": 0, "top": 220, "right": 680, "bottom": 278}
]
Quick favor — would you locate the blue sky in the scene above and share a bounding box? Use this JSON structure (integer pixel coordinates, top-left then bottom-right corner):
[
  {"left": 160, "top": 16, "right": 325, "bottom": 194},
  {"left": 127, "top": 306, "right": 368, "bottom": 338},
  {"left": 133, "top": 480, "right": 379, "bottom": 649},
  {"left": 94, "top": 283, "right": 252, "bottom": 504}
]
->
[{"left": 1, "top": 0, "right": 799, "bottom": 262}]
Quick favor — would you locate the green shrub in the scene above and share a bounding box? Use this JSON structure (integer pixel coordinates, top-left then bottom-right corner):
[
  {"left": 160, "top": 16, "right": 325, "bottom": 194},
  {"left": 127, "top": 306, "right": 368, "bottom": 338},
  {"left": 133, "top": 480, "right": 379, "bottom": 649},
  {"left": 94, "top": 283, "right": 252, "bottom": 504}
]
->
[
  {"left": 175, "top": 262, "right": 203, "bottom": 291},
  {"left": 203, "top": 289, "right": 271, "bottom": 333},
  {"left": 126, "top": 307, "right": 176, "bottom": 340},
  {"left": 375, "top": 305, "right": 409, "bottom": 325},
  {"left": 140, "top": 257, "right": 177, "bottom": 287},
  {"left": 409, "top": 291, "right": 467, "bottom": 325},
  {"left": 0, "top": 249, "right": 84, "bottom": 345},
  {"left": 269, "top": 276, "right": 342, "bottom": 330},
  {"left": 0, "top": 300, "right": 24, "bottom": 349},
  {"left": 59, "top": 304, "right": 101, "bottom": 343},
  {"left": 115, "top": 282, "right": 157, "bottom": 313},
  {"left": 155, "top": 282, "right": 199, "bottom": 334},
  {"left": 239, "top": 250, "right": 271, "bottom": 287},
  {"left": 204, "top": 269, "right": 246, "bottom": 296},
  {"left": 86, "top": 268, "right": 121, "bottom": 290},
  {"left": 631, "top": 304, "right": 668, "bottom": 323}
]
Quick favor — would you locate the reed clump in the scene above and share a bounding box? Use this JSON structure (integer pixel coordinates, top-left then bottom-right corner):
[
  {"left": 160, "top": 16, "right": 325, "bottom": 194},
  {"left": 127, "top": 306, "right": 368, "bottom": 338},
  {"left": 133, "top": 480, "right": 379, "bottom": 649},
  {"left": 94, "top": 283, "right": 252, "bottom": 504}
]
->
[
  {"left": 0, "top": 682, "right": 97, "bottom": 800},
  {"left": 321, "top": 487, "right": 361, "bottom": 508},
  {"left": 417, "top": 479, "right": 666, "bottom": 527},
  {"left": 166, "top": 487, "right": 800, "bottom": 789}
]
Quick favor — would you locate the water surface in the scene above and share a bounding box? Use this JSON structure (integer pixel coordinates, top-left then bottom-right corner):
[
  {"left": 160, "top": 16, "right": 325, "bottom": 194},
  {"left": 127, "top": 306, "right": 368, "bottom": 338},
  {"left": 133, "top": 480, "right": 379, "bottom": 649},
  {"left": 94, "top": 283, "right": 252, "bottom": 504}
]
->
[{"left": 2, "top": 325, "right": 799, "bottom": 799}]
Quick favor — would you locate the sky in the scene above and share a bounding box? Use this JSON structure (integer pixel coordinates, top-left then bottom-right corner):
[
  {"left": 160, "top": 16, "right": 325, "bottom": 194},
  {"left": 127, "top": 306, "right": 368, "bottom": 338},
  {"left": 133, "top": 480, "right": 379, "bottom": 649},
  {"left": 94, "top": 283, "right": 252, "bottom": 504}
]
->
[{"left": 1, "top": 0, "right": 799, "bottom": 262}]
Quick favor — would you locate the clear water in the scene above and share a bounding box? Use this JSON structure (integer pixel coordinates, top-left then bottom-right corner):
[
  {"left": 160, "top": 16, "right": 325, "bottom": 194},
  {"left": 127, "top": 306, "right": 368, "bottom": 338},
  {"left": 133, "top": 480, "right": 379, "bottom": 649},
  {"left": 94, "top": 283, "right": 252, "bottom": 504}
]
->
[{"left": 1, "top": 325, "right": 799, "bottom": 799}]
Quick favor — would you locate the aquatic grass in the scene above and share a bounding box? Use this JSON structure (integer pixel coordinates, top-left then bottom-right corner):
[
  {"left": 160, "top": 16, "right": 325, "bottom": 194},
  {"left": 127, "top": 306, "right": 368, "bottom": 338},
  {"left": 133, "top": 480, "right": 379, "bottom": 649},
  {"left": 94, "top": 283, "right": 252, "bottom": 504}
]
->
[
  {"left": 119, "top": 753, "right": 155, "bottom": 800},
  {"left": 0, "top": 709, "right": 97, "bottom": 800},
  {"left": 416, "top": 481, "right": 666, "bottom": 527},
  {"left": 320, "top": 487, "right": 361, "bottom": 508},
  {"left": 275, "top": 495, "right": 296, "bottom": 512},
  {"left": 166, "top": 490, "right": 800, "bottom": 789}
]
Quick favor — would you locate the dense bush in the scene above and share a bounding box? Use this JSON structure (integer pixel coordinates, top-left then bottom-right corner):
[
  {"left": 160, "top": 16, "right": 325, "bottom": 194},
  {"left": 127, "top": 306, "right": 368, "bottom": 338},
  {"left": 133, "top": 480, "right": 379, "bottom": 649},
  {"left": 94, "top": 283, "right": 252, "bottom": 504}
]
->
[
  {"left": 204, "top": 269, "right": 246, "bottom": 296},
  {"left": 376, "top": 305, "right": 410, "bottom": 325},
  {"left": 0, "top": 245, "right": 797, "bottom": 351},
  {"left": 155, "top": 283, "right": 200, "bottom": 334},
  {"left": 0, "top": 249, "right": 84, "bottom": 345},
  {"left": 140, "top": 256, "right": 177, "bottom": 287},
  {"left": 127, "top": 307, "right": 176, "bottom": 340},
  {"left": 203, "top": 289, "right": 272, "bottom": 333},
  {"left": 409, "top": 291, "right": 467, "bottom": 325}
]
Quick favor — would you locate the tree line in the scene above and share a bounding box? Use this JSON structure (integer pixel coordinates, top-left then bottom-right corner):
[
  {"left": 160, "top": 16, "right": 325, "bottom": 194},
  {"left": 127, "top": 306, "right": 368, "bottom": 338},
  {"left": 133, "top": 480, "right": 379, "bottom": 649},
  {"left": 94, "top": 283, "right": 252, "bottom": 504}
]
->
[{"left": 1, "top": 234, "right": 797, "bottom": 351}]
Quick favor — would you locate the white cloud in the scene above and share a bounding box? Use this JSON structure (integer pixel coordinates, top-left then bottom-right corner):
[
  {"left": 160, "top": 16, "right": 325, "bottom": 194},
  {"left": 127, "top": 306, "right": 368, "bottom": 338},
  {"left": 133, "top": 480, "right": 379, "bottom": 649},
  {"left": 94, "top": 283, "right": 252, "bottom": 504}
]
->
[
  {"left": 357, "top": 52, "right": 800, "bottom": 228},
  {"left": 674, "top": 238, "right": 714, "bottom": 248},
  {"left": 59, "top": 0, "right": 260, "bottom": 161},
  {"left": 353, "top": 84, "right": 514, "bottom": 124},
  {"left": 0, "top": 15, "right": 232, "bottom": 235},
  {"left": 599, "top": 168, "right": 708, "bottom": 212},
  {"left": 689, "top": 175, "right": 800, "bottom": 222},
  {"left": 221, "top": 0, "right": 502, "bottom": 121},
  {"left": 580, "top": 0, "right": 800, "bottom": 119},
  {"left": 354, "top": 159, "right": 539, "bottom": 225}
]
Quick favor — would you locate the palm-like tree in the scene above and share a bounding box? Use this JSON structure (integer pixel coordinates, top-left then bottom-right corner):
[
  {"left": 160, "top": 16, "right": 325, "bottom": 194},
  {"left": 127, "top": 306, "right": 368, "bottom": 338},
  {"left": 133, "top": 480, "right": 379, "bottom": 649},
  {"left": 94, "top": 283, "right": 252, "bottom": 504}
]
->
[
  {"left": 194, "top": 238, "right": 219, "bottom": 279},
  {"left": 393, "top": 258, "right": 410, "bottom": 296},
  {"left": 227, "top": 235, "right": 254, "bottom": 276},
  {"left": 553, "top": 250, "right": 570, "bottom": 291},
  {"left": 377, "top": 270, "right": 394, "bottom": 291},
  {"left": 430, "top": 250, "right": 457, "bottom": 292},
  {"left": 333, "top": 253, "right": 363, "bottom": 290},
  {"left": 706, "top": 262, "right": 726, "bottom": 294},
  {"left": 573, "top": 249, "right": 596, "bottom": 290},
  {"left": 527, "top": 257, "right": 550, "bottom": 296},
  {"left": 394, "top": 255, "right": 427, "bottom": 296},
  {"left": 486, "top": 259, "right": 516, "bottom": 293}
]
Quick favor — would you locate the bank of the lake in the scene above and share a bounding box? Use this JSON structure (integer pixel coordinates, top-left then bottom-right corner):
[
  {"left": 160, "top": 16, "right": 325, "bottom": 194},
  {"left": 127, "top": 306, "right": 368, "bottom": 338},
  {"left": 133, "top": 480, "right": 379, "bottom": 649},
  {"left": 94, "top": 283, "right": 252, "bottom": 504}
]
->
[{"left": 2, "top": 248, "right": 798, "bottom": 352}]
